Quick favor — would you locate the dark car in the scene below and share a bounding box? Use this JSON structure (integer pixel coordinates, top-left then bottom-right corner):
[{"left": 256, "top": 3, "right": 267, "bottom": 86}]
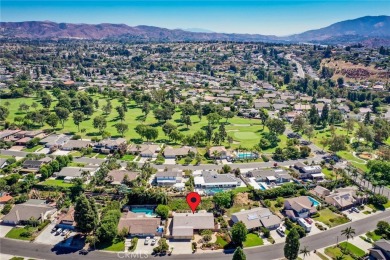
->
[
  {"left": 287, "top": 133, "right": 301, "bottom": 139},
  {"left": 300, "top": 140, "right": 311, "bottom": 145},
  {"left": 79, "top": 249, "right": 89, "bottom": 255}
]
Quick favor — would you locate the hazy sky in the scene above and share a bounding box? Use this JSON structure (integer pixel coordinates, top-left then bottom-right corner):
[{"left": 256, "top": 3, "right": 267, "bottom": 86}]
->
[{"left": 1, "top": 0, "right": 389, "bottom": 35}]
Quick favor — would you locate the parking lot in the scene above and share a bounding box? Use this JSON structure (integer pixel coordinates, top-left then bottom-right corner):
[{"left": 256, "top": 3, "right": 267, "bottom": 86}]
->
[{"left": 34, "top": 223, "right": 69, "bottom": 245}]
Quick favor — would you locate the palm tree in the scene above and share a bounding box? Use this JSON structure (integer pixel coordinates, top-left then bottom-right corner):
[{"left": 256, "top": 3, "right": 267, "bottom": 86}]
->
[
  {"left": 341, "top": 227, "right": 355, "bottom": 250},
  {"left": 300, "top": 246, "right": 310, "bottom": 260}
]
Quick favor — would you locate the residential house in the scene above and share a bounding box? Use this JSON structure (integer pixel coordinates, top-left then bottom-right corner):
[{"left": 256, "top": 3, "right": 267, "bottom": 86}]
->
[
  {"left": 294, "top": 162, "right": 324, "bottom": 180},
  {"left": 284, "top": 196, "right": 317, "bottom": 220},
  {"left": 208, "top": 146, "right": 231, "bottom": 159},
  {"left": 324, "top": 187, "right": 362, "bottom": 210},
  {"left": 0, "top": 192, "right": 13, "bottom": 204},
  {"left": 40, "top": 134, "right": 71, "bottom": 148},
  {"left": 93, "top": 138, "right": 127, "bottom": 153},
  {"left": 56, "top": 207, "right": 76, "bottom": 230},
  {"left": 106, "top": 169, "right": 138, "bottom": 185},
  {"left": 53, "top": 166, "right": 99, "bottom": 181},
  {"left": 61, "top": 140, "right": 91, "bottom": 151},
  {"left": 2, "top": 199, "right": 57, "bottom": 225},
  {"left": 369, "top": 239, "right": 390, "bottom": 260},
  {"left": 21, "top": 157, "right": 52, "bottom": 173},
  {"left": 171, "top": 212, "right": 216, "bottom": 239},
  {"left": 246, "top": 169, "right": 291, "bottom": 184},
  {"left": 118, "top": 211, "right": 161, "bottom": 237},
  {"left": 163, "top": 146, "right": 197, "bottom": 159},
  {"left": 155, "top": 169, "right": 182, "bottom": 186},
  {"left": 310, "top": 186, "right": 331, "bottom": 198},
  {"left": 128, "top": 144, "right": 161, "bottom": 158},
  {"left": 231, "top": 207, "right": 281, "bottom": 230},
  {"left": 194, "top": 171, "right": 241, "bottom": 189}
]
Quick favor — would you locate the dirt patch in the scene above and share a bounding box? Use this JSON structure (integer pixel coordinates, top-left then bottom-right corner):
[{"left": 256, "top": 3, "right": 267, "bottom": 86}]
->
[
  {"left": 234, "top": 193, "right": 252, "bottom": 206},
  {"left": 321, "top": 59, "right": 389, "bottom": 81},
  {"left": 357, "top": 152, "right": 373, "bottom": 160}
]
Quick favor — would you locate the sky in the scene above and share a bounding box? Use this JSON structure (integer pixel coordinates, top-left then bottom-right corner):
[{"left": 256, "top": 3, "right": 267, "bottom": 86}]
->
[{"left": 1, "top": 0, "right": 389, "bottom": 36}]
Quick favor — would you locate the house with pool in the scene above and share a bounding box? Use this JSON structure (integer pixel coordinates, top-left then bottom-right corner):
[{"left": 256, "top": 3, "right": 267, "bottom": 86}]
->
[
  {"left": 246, "top": 168, "right": 292, "bottom": 190},
  {"left": 284, "top": 196, "right": 319, "bottom": 220},
  {"left": 117, "top": 211, "right": 162, "bottom": 238},
  {"left": 194, "top": 171, "right": 242, "bottom": 194}
]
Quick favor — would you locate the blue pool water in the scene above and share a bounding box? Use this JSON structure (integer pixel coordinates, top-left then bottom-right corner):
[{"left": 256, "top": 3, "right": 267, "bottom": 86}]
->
[
  {"left": 237, "top": 152, "right": 258, "bottom": 159},
  {"left": 131, "top": 207, "right": 155, "bottom": 216},
  {"left": 258, "top": 183, "right": 267, "bottom": 190},
  {"left": 308, "top": 196, "right": 321, "bottom": 207},
  {"left": 206, "top": 188, "right": 225, "bottom": 194}
]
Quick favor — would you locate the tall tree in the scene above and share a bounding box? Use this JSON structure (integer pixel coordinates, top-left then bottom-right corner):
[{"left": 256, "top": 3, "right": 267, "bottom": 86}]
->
[
  {"left": 55, "top": 107, "right": 70, "bottom": 128},
  {"left": 115, "top": 123, "right": 129, "bottom": 137},
  {"left": 232, "top": 247, "right": 246, "bottom": 260},
  {"left": 45, "top": 113, "right": 59, "bottom": 129},
  {"left": 93, "top": 116, "right": 107, "bottom": 134},
  {"left": 73, "top": 111, "right": 85, "bottom": 132},
  {"left": 284, "top": 227, "right": 300, "bottom": 260},
  {"left": 258, "top": 108, "right": 269, "bottom": 130},
  {"left": 74, "top": 194, "right": 99, "bottom": 234},
  {"left": 116, "top": 106, "right": 125, "bottom": 121},
  {"left": 0, "top": 106, "right": 9, "bottom": 121},
  {"left": 341, "top": 226, "right": 355, "bottom": 247},
  {"left": 300, "top": 246, "right": 310, "bottom": 260},
  {"left": 266, "top": 118, "right": 286, "bottom": 135},
  {"left": 231, "top": 221, "right": 248, "bottom": 247}
]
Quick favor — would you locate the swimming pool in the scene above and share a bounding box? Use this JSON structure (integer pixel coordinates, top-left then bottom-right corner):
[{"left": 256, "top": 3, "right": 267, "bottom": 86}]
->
[
  {"left": 258, "top": 183, "right": 267, "bottom": 190},
  {"left": 236, "top": 152, "right": 258, "bottom": 160},
  {"left": 131, "top": 207, "right": 156, "bottom": 216},
  {"left": 308, "top": 196, "right": 321, "bottom": 207},
  {"left": 205, "top": 188, "right": 226, "bottom": 194}
]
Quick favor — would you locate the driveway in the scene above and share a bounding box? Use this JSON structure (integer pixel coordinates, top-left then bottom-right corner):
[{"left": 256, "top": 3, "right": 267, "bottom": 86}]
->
[
  {"left": 168, "top": 239, "right": 192, "bottom": 255},
  {"left": 51, "top": 150, "right": 70, "bottom": 156},
  {"left": 34, "top": 223, "right": 67, "bottom": 245},
  {"left": 270, "top": 229, "right": 285, "bottom": 243},
  {"left": 135, "top": 238, "right": 155, "bottom": 255},
  {"left": 0, "top": 225, "right": 13, "bottom": 238},
  {"left": 164, "top": 159, "right": 176, "bottom": 165}
]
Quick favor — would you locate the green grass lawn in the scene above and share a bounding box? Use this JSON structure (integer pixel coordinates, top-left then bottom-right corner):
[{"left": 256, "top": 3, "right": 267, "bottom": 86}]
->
[
  {"left": 96, "top": 239, "right": 125, "bottom": 251},
  {"left": 339, "top": 242, "right": 366, "bottom": 257},
  {"left": 120, "top": 154, "right": 135, "bottom": 161},
  {"left": 5, "top": 227, "right": 35, "bottom": 240},
  {"left": 22, "top": 145, "right": 44, "bottom": 152},
  {"left": 96, "top": 153, "right": 107, "bottom": 159},
  {"left": 233, "top": 132, "right": 259, "bottom": 140},
  {"left": 0, "top": 154, "right": 12, "bottom": 159},
  {"left": 366, "top": 231, "right": 382, "bottom": 242},
  {"left": 243, "top": 233, "right": 263, "bottom": 248},
  {"left": 40, "top": 179, "right": 75, "bottom": 187},
  {"left": 215, "top": 235, "right": 228, "bottom": 248},
  {"left": 68, "top": 162, "right": 86, "bottom": 167},
  {"left": 313, "top": 208, "right": 349, "bottom": 227},
  {"left": 69, "top": 151, "right": 82, "bottom": 157},
  {"left": 368, "top": 200, "right": 390, "bottom": 210},
  {"left": 225, "top": 204, "right": 252, "bottom": 217},
  {"left": 322, "top": 168, "right": 336, "bottom": 180},
  {"left": 325, "top": 246, "right": 354, "bottom": 260}
]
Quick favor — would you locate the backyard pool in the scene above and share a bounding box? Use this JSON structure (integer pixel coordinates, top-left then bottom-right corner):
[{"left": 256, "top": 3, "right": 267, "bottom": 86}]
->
[
  {"left": 205, "top": 188, "right": 226, "bottom": 195},
  {"left": 131, "top": 207, "right": 156, "bottom": 216},
  {"left": 236, "top": 152, "right": 258, "bottom": 160},
  {"left": 308, "top": 196, "right": 321, "bottom": 207}
]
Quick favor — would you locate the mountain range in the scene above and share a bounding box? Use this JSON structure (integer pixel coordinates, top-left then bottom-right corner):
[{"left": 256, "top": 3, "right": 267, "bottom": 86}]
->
[{"left": 1, "top": 16, "right": 389, "bottom": 46}]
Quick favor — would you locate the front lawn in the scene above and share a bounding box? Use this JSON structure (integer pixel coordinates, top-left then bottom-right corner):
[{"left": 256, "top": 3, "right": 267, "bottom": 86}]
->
[
  {"left": 324, "top": 246, "right": 354, "bottom": 260},
  {"left": 366, "top": 231, "right": 382, "bottom": 241},
  {"left": 5, "top": 227, "right": 35, "bottom": 240},
  {"left": 339, "top": 242, "right": 366, "bottom": 257},
  {"left": 96, "top": 239, "right": 125, "bottom": 252},
  {"left": 121, "top": 154, "right": 135, "bottom": 161},
  {"left": 243, "top": 233, "right": 263, "bottom": 247},
  {"left": 215, "top": 235, "right": 228, "bottom": 248},
  {"left": 96, "top": 153, "right": 107, "bottom": 159},
  {"left": 22, "top": 145, "right": 44, "bottom": 152},
  {"left": 40, "top": 179, "right": 75, "bottom": 187},
  {"left": 313, "top": 208, "right": 349, "bottom": 227}
]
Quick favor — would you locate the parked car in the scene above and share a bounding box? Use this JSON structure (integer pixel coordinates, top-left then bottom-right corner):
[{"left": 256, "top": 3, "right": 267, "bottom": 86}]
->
[
  {"left": 352, "top": 207, "right": 360, "bottom": 213},
  {"left": 61, "top": 229, "right": 69, "bottom": 236},
  {"left": 300, "top": 140, "right": 311, "bottom": 145},
  {"left": 144, "top": 237, "right": 150, "bottom": 245},
  {"left": 287, "top": 133, "right": 301, "bottom": 139},
  {"left": 276, "top": 227, "right": 285, "bottom": 237},
  {"left": 55, "top": 228, "right": 62, "bottom": 235},
  {"left": 79, "top": 249, "right": 89, "bottom": 255},
  {"left": 304, "top": 218, "right": 313, "bottom": 224},
  {"left": 151, "top": 237, "right": 157, "bottom": 246},
  {"left": 51, "top": 227, "right": 57, "bottom": 233}
]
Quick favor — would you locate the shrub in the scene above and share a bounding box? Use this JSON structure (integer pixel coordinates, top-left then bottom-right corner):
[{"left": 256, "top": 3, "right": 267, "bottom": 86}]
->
[
  {"left": 1, "top": 203, "right": 12, "bottom": 215},
  {"left": 129, "top": 237, "right": 138, "bottom": 251},
  {"left": 20, "top": 230, "right": 33, "bottom": 237},
  {"left": 261, "top": 154, "right": 269, "bottom": 162}
]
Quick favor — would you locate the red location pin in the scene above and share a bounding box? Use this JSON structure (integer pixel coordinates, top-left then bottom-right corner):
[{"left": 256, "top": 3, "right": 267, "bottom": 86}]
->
[{"left": 186, "top": 192, "right": 201, "bottom": 214}]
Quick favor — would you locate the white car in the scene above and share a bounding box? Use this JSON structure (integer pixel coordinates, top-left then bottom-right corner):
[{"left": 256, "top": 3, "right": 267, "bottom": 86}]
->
[
  {"left": 276, "top": 227, "right": 285, "bottom": 237},
  {"left": 55, "top": 228, "right": 62, "bottom": 235},
  {"left": 144, "top": 237, "right": 150, "bottom": 245},
  {"left": 151, "top": 237, "right": 157, "bottom": 246},
  {"left": 61, "top": 229, "right": 69, "bottom": 236}
]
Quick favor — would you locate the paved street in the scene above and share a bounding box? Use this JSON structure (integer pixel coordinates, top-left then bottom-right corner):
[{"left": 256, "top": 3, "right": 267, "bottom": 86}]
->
[{"left": 1, "top": 210, "right": 389, "bottom": 260}]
